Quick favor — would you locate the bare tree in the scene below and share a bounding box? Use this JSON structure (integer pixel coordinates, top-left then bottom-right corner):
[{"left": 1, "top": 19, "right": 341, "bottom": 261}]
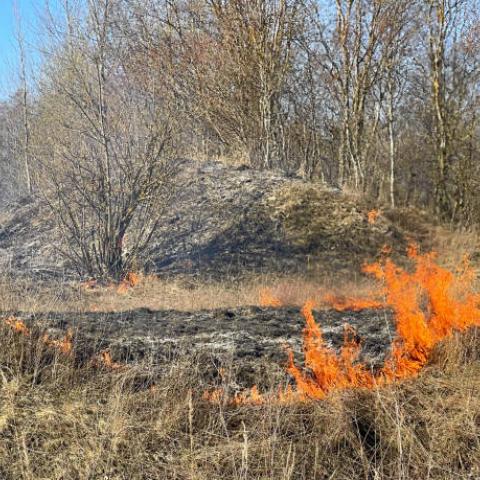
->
[
  {"left": 33, "top": 0, "right": 177, "bottom": 280},
  {"left": 307, "top": 0, "right": 401, "bottom": 188},
  {"left": 378, "top": 0, "right": 413, "bottom": 207},
  {"left": 13, "top": 1, "right": 33, "bottom": 195},
  {"left": 142, "top": 0, "right": 302, "bottom": 169},
  {"left": 424, "top": 0, "right": 477, "bottom": 221},
  {"left": 0, "top": 98, "right": 24, "bottom": 203}
]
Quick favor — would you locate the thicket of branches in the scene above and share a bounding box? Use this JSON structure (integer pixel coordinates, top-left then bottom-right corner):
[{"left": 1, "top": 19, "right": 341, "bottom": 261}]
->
[
  {"left": 1, "top": 0, "right": 480, "bottom": 275},
  {"left": 115, "top": 0, "right": 480, "bottom": 225}
]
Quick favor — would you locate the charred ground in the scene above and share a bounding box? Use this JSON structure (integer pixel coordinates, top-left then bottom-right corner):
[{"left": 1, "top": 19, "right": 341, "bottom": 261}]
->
[{"left": 9, "top": 306, "right": 394, "bottom": 388}]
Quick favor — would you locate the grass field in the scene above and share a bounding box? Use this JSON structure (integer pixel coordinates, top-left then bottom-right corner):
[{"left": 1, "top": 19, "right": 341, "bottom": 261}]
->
[
  {"left": 0, "top": 315, "right": 479, "bottom": 479},
  {"left": 1, "top": 235, "right": 480, "bottom": 479}
]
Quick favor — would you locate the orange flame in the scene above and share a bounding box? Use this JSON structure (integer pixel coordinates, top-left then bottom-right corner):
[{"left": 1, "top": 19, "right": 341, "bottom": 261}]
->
[
  {"left": 233, "top": 385, "right": 264, "bottom": 405},
  {"left": 368, "top": 209, "right": 380, "bottom": 224},
  {"left": 202, "top": 388, "right": 226, "bottom": 404},
  {"left": 321, "top": 293, "right": 384, "bottom": 311},
  {"left": 99, "top": 350, "right": 123, "bottom": 370},
  {"left": 287, "top": 247, "right": 480, "bottom": 399},
  {"left": 202, "top": 386, "right": 265, "bottom": 406},
  {"left": 286, "top": 302, "right": 376, "bottom": 400},
  {"left": 259, "top": 288, "right": 282, "bottom": 307},
  {"left": 3, "top": 316, "right": 74, "bottom": 356},
  {"left": 43, "top": 329, "right": 74, "bottom": 356},
  {"left": 381, "top": 244, "right": 392, "bottom": 255},
  {"left": 3, "top": 317, "right": 130, "bottom": 370},
  {"left": 208, "top": 246, "right": 480, "bottom": 405},
  {"left": 117, "top": 272, "right": 142, "bottom": 294},
  {"left": 4, "top": 317, "right": 30, "bottom": 336}
]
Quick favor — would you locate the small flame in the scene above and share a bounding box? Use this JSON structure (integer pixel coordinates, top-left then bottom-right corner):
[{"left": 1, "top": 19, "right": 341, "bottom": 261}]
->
[
  {"left": 381, "top": 244, "right": 392, "bottom": 255},
  {"left": 81, "top": 273, "right": 142, "bottom": 295},
  {"left": 117, "top": 272, "right": 142, "bottom": 294},
  {"left": 259, "top": 288, "right": 282, "bottom": 307},
  {"left": 43, "top": 329, "right": 74, "bottom": 356},
  {"left": 321, "top": 293, "right": 384, "bottom": 311},
  {"left": 202, "top": 386, "right": 265, "bottom": 406},
  {"left": 4, "top": 317, "right": 30, "bottom": 336},
  {"left": 99, "top": 350, "right": 123, "bottom": 370},
  {"left": 368, "top": 209, "right": 380, "bottom": 224},
  {"left": 233, "top": 385, "right": 263, "bottom": 405},
  {"left": 202, "top": 388, "right": 226, "bottom": 404},
  {"left": 3, "top": 317, "right": 74, "bottom": 357}
]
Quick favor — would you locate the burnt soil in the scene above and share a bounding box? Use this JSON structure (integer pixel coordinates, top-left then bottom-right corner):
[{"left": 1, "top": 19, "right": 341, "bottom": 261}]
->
[{"left": 11, "top": 306, "right": 395, "bottom": 388}]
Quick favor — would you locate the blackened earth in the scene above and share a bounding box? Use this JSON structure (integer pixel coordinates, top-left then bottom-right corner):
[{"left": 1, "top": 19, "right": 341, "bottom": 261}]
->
[{"left": 11, "top": 306, "right": 395, "bottom": 388}]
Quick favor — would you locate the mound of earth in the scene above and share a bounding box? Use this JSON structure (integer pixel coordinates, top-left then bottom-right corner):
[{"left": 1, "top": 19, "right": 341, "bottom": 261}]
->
[
  {"left": 0, "top": 159, "right": 432, "bottom": 280},
  {"left": 9, "top": 306, "right": 395, "bottom": 387}
]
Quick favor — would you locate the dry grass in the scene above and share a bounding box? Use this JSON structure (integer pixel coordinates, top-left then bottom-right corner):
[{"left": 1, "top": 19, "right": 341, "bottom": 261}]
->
[
  {"left": 1, "top": 227, "right": 476, "bottom": 315},
  {"left": 431, "top": 226, "right": 480, "bottom": 268},
  {"left": 1, "top": 227, "right": 480, "bottom": 478},
  {"left": 190, "top": 147, "right": 251, "bottom": 168},
  {"left": 0, "top": 316, "right": 479, "bottom": 479},
  {"left": 0, "top": 272, "right": 380, "bottom": 314}
]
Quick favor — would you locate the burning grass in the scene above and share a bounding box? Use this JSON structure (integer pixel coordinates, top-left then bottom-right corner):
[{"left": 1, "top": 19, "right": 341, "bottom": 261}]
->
[
  {"left": 1, "top": 241, "right": 480, "bottom": 477},
  {"left": 288, "top": 246, "right": 480, "bottom": 400},
  {"left": 368, "top": 208, "right": 381, "bottom": 224},
  {"left": 209, "top": 245, "right": 480, "bottom": 405},
  {"left": 0, "top": 314, "right": 479, "bottom": 479},
  {"left": 0, "top": 270, "right": 382, "bottom": 315}
]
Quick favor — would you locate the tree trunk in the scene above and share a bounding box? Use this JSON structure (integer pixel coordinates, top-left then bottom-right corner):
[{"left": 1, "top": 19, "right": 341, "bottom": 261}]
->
[{"left": 387, "top": 75, "right": 396, "bottom": 208}]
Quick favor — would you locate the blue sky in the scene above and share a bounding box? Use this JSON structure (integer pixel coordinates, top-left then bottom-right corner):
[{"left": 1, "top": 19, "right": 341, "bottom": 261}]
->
[{"left": 0, "top": 0, "right": 51, "bottom": 99}]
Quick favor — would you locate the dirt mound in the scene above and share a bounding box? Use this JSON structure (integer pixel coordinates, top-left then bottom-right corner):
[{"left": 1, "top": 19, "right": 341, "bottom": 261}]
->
[
  {"left": 266, "top": 185, "right": 421, "bottom": 275},
  {"left": 10, "top": 306, "right": 394, "bottom": 387},
  {"left": 0, "top": 159, "right": 432, "bottom": 280}
]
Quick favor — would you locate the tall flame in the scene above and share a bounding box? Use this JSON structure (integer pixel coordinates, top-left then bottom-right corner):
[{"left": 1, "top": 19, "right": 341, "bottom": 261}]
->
[
  {"left": 204, "top": 246, "right": 480, "bottom": 405},
  {"left": 288, "top": 246, "right": 480, "bottom": 399},
  {"left": 285, "top": 302, "right": 375, "bottom": 400}
]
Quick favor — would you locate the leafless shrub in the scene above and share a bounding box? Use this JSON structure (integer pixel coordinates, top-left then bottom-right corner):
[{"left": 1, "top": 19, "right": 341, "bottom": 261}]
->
[{"left": 32, "top": 0, "right": 177, "bottom": 280}]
